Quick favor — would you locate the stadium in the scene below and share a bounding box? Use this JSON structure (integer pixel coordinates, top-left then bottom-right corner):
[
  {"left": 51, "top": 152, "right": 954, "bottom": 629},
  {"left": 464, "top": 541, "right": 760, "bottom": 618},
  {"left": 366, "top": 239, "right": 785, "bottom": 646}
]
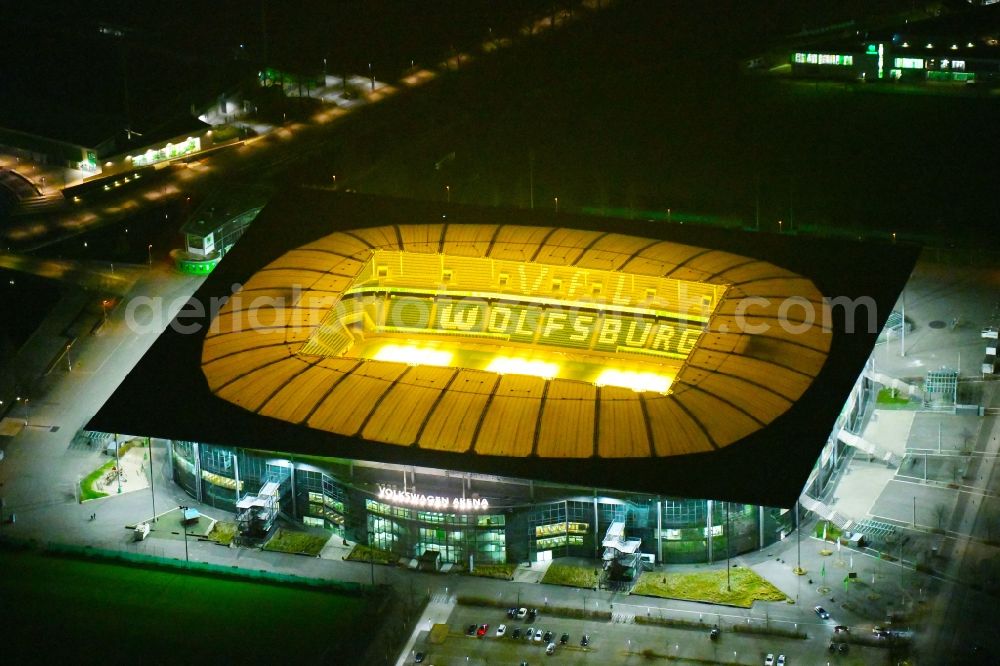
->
[{"left": 90, "top": 190, "right": 917, "bottom": 572}]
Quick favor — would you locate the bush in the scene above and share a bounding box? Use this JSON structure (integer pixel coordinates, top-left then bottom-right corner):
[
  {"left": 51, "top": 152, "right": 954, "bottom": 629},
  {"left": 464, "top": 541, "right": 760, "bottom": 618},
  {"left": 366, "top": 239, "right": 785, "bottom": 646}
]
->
[
  {"left": 466, "top": 563, "right": 517, "bottom": 580},
  {"left": 732, "top": 622, "right": 808, "bottom": 640},
  {"left": 455, "top": 595, "right": 611, "bottom": 622}
]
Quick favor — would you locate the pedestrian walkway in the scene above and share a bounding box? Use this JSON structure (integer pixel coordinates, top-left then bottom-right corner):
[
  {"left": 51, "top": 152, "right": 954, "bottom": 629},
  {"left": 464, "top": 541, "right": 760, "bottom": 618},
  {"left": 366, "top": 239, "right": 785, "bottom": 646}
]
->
[{"left": 394, "top": 593, "right": 456, "bottom": 666}]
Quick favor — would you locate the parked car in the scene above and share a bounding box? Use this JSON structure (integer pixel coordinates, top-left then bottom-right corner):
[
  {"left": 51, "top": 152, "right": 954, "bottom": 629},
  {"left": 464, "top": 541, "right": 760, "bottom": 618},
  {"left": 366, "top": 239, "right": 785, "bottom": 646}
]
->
[
  {"left": 477, "top": 624, "right": 489, "bottom": 637},
  {"left": 709, "top": 626, "right": 720, "bottom": 641},
  {"left": 512, "top": 627, "right": 522, "bottom": 639},
  {"left": 546, "top": 642, "right": 556, "bottom": 655},
  {"left": 873, "top": 626, "right": 889, "bottom": 638},
  {"left": 777, "top": 656, "right": 785, "bottom": 666},
  {"left": 834, "top": 625, "right": 849, "bottom": 634},
  {"left": 814, "top": 606, "right": 831, "bottom": 620},
  {"left": 528, "top": 608, "right": 538, "bottom": 621},
  {"left": 526, "top": 628, "right": 535, "bottom": 640},
  {"left": 533, "top": 629, "right": 544, "bottom": 642},
  {"left": 466, "top": 624, "right": 477, "bottom": 636},
  {"left": 560, "top": 633, "right": 569, "bottom": 644},
  {"left": 764, "top": 654, "right": 775, "bottom": 666},
  {"left": 507, "top": 607, "right": 517, "bottom": 619},
  {"left": 516, "top": 607, "right": 528, "bottom": 620},
  {"left": 542, "top": 631, "right": 553, "bottom": 642},
  {"left": 581, "top": 634, "right": 590, "bottom": 647},
  {"left": 496, "top": 624, "right": 506, "bottom": 637},
  {"left": 414, "top": 653, "right": 424, "bottom": 664}
]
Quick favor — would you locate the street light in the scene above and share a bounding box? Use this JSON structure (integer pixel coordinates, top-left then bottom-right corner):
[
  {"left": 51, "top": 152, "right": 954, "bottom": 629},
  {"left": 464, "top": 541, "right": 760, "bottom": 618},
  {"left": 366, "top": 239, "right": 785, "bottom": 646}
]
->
[
  {"left": 179, "top": 506, "right": 190, "bottom": 562},
  {"left": 368, "top": 524, "right": 376, "bottom": 586},
  {"left": 10, "top": 396, "right": 30, "bottom": 427},
  {"left": 445, "top": 185, "right": 450, "bottom": 202},
  {"left": 554, "top": 196, "right": 559, "bottom": 213},
  {"left": 102, "top": 299, "right": 110, "bottom": 325},
  {"left": 147, "top": 244, "right": 153, "bottom": 266}
]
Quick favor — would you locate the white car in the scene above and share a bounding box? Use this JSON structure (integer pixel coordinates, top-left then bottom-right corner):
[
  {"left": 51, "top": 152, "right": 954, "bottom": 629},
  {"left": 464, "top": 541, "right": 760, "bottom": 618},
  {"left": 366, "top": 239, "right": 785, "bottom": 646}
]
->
[
  {"left": 777, "top": 656, "right": 786, "bottom": 666},
  {"left": 496, "top": 624, "right": 506, "bottom": 637},
  {"left": 534, "top": 629, "right": 544, "bottom": 642},
  {"left": 546, "top": 642, "right": 556, "bottom": 655},
  {"left": 516, "top": 607, "right": 528, "bottom": 620},
  {"left": 764, "top": 654, "right": 775, "bottom": 666}
]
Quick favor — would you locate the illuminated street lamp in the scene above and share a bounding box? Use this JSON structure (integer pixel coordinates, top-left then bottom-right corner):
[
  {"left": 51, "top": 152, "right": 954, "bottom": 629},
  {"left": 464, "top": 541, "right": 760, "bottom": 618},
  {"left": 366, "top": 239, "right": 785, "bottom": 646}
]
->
[
  {"left": 446, "top": 185, "right": 451, "bottom": 202},
  {"left": 554, "top": 196, "right": 559, "bottom": 213},
  {"left": 17, "top": 397, "right": 29, "bottom": 426},
  {"left": 147, "top": 244, "right": 153, "bottom": 266},
  {"left": 102, "top": 299, "right": 110, "bottom": 325}
]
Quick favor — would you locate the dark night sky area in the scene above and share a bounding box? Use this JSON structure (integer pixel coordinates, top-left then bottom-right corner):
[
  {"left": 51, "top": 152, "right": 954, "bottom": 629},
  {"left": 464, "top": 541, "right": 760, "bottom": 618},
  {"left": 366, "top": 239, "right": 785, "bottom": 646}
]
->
[{"left": 3, "top": 0, "right": 997, "bottom": 247}]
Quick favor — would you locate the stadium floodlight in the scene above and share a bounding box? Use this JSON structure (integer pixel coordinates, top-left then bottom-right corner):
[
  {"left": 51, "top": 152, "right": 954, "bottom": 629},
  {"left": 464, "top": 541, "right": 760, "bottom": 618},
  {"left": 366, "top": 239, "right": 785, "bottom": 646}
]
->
[
  {"left": 373, "top": 344, "right": 453, "bottom": 367},
  {"left": 486, "top": 356, "right": 559, "bottom": 380},
  {"left": 594, "top": 369, "right": 671, "bottom": 394}
]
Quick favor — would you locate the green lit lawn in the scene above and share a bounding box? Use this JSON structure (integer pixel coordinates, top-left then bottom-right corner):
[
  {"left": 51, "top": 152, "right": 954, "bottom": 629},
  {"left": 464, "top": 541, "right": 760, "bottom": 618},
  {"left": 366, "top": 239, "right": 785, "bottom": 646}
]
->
[
  {"left": 541, "top": 563, "right": 600, "bottom": 588},
  {"left": 79, "top": 459, "right": 114, "bottom": 501},
  {"left": 208, "top": 521, "right": 239, "bottom": 546},
  {"left": 0, "top": 549, "right": 373, "bottom": 664},
  {"left": 263, "top": 528, "right": 330, "bottom": 555},
  {"left": 632, "top": 567, "right": 788, "bottom": 608},
  {"left": 876, "top": 388, "right": 910, "bottom": 407},
  {"left": 346, "top": 543, "right": 396, "bottom": 565}
]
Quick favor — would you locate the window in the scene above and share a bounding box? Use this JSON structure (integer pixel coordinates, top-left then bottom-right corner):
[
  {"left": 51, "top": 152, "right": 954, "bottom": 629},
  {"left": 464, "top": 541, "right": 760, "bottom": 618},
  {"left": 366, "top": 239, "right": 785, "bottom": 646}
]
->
[
  {"left": 794, "top": 52, "right": 852, "bottom": 66},
  {"left": 893, "top": 57, "right": 924, "bottom": 69}
]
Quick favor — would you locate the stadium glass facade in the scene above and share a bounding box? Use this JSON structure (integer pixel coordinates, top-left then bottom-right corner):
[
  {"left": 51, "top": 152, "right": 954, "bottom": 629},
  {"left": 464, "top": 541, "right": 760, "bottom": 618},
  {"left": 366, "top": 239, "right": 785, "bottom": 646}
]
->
[{"left": 166, "top": 440, "right": 801, "bottom": 566}]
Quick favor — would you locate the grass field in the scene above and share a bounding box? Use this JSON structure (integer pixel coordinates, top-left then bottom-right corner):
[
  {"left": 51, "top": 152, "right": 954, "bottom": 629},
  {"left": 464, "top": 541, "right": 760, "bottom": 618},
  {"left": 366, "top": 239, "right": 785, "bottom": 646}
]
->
[
  {"left": 0, "top": 548, "right": 375, "bottom": 664},
  {"left": 632, "top": 567, "right": 788, "bottom": 608}
]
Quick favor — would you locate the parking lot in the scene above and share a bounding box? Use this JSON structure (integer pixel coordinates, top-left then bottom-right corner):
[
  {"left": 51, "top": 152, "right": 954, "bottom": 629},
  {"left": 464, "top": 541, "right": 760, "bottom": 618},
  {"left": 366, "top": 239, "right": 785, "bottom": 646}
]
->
[{"left": 405, "top": 603, "right": 890, "bottom": 665}]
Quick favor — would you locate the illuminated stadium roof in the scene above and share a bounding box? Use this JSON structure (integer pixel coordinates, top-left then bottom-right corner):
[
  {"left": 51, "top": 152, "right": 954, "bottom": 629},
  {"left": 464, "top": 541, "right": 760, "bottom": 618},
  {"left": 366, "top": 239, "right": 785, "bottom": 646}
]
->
[
  {"left": 202, "top": 224, "right": 829, "bottom": 459},
  {"left": 90, "top": 190, "right": 918, "bottom": 505}
]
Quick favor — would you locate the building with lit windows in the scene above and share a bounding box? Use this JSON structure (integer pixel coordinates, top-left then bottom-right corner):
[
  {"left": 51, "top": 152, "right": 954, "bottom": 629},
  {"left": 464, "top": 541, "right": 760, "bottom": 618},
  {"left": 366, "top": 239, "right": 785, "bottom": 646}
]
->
[
  {"left": 784, "top": 7, "right": 1000, "bottom": 86},
  {"left": 89, "top": 190, "right": 916, "bottom": 570}
]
